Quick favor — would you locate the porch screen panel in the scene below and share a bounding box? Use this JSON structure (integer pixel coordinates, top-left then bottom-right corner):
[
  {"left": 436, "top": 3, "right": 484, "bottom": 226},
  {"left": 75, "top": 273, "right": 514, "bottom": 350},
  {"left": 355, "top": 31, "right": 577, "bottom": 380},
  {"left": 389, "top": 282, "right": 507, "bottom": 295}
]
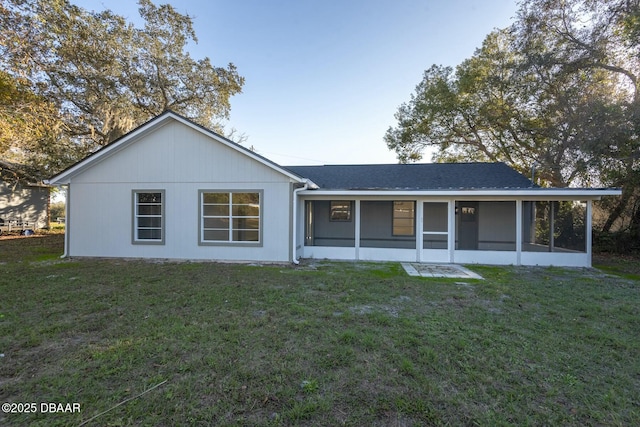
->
[
  {"left": 360, "top": 201, "right": 415, "bottom": 249},
  {"left": 455, "top": 201, "right": 515, "bottom": 251},
  {"left": 423, "top": 202, "right": 448, "bottom": 249},
  {"left": 478, "top": 201, "right": 516, "bottom": 251},
  {"left": 305, "top": 201, "right": 355, "bottom": 247},
  {"left": 522, "top": 201, "right": 585, "bottom": 253}
]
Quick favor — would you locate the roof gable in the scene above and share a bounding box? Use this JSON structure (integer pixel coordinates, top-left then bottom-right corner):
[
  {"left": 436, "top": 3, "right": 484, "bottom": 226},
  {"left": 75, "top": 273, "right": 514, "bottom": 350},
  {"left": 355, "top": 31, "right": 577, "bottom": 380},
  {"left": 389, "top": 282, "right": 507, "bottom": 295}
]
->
[
  {"left": 285, "top": 162, "right": 534, "bottom": 191},
  {"left": 47, "top": 111, "right": 305, "bottom": 185}
]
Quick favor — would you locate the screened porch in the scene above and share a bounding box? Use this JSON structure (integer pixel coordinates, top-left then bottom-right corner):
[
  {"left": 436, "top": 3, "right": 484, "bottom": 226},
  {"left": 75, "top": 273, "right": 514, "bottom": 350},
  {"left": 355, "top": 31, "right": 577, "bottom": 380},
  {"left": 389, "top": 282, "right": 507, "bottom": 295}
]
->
[{"left": 301, "top": 198, "right": 591, "bottom": 266}]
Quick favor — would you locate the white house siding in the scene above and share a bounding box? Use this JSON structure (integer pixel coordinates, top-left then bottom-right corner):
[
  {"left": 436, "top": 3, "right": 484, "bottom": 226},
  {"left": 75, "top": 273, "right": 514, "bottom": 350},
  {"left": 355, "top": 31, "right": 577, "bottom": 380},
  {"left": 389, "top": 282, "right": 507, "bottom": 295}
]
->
[
  {"left": 66, "top": 120, "right": 294, "bottom": 262},
  {"left": 0, "top": 181, "right": 49, "bottom": 229}
]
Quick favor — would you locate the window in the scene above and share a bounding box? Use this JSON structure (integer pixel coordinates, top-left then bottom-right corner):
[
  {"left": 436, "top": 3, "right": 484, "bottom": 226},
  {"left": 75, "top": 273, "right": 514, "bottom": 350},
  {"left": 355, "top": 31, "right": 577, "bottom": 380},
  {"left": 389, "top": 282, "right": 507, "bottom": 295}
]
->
[
  {"left": 392, "top": 201, "right": 415, "bottom": 236},
  {"left": 461, "top": 207, "right": 475, "bottom": 215},
  {"left": 200, "top": 191, "right": 261, "bottom": 244},
  {"left": 330, "top": 201, "right": 352, "bottom": 221},
  {"left": 133, "top": 191, "right": 164, "bottom": 244}
]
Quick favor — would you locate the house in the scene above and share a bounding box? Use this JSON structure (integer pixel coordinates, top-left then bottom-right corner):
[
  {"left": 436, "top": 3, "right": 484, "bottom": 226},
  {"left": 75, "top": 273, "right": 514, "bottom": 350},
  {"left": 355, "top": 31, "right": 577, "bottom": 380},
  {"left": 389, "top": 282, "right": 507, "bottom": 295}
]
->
[
  {"left": 46, "top": 111, "right": 621, "bottom": 267},
  {"left": 0, "top": 160, "right": 50, "bottom": 234}
]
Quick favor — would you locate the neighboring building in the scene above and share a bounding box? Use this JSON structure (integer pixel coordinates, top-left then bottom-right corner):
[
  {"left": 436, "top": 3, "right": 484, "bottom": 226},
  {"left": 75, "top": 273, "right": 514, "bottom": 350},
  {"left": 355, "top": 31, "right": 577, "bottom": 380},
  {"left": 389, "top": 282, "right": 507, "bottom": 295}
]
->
[
  {"left": 0, "top": 160, "right": 50, "bottom": 233},
  {"left": 46, "top": 111, "right": 621, "bottom": 267}
]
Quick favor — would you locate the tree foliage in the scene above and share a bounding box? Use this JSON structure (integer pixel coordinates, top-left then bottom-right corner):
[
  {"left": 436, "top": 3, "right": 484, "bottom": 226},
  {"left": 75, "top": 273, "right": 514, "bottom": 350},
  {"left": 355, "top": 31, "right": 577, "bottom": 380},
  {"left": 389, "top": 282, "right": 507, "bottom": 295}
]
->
[
  {"left": 385, "top": 0, "right": 640, "bottom": 241},
  {"left": 0, "top": 0, "right": 244, "bottom": 180},
  {"left": 0, "top": 70, "right": 73, "bottom": 179},
  {"left": 514, "top": 0, "right": 640, "bottom": 235}
]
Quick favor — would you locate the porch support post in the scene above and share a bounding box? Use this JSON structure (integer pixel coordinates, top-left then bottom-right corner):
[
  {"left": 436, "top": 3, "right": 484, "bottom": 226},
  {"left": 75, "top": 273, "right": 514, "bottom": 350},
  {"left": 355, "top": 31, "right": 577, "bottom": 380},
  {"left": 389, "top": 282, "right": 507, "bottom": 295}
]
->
[
  {"left": 448, "top": 200, "right": 455, "bottom": 263},
  {"left": 416, "top": 200, "right": 423, "bottom": 262},
  {"left": 516, "top": 199, "right": 522, "bottom": 265},
  {"left": 586, "top": 199, "right": 592, "bottom": 267},
  {"left": 354, "top": 199, "right": 361, "bottom": 260},
  {"left": 549, "top": 202, "right": 555, "bottom": 252}
]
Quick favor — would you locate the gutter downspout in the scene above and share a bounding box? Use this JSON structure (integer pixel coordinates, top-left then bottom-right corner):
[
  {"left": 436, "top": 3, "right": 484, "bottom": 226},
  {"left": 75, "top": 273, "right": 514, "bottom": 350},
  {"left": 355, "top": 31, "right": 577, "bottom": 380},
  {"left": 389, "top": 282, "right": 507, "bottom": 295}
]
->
[
  {"left": 62, "top": 185, "right": 69, "bottom": 258},
  {"left": 292, "top": 181, "right": 309, "bottom": 265}
]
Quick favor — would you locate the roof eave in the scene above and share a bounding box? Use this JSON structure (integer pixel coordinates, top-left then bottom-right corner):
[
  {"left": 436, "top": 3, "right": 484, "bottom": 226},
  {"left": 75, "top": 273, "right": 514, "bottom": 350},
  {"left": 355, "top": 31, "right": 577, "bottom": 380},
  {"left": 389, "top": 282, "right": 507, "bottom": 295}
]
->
[{"left": 296, "top": 188, "right": 623, "bottom": 198}]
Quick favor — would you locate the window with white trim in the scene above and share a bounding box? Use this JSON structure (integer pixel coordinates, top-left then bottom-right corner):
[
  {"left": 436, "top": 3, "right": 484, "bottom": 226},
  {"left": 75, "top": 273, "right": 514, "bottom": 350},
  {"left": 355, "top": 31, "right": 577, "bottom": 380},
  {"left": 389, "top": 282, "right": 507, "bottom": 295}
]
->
[
  {"left": 200, "top": 191, "right": 261, "bottom": 243},
  {"left": 133, "top": 191, "right": 164, "bottom": 243}
]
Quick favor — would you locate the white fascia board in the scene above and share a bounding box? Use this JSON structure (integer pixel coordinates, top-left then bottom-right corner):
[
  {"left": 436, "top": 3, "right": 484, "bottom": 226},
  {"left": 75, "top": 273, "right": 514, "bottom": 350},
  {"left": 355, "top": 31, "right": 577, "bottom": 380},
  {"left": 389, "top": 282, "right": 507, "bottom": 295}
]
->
[
  {"left": 47, "top": 112, "right": 306, "bottom": 185},
  {"left": 296, "top": 188, "right": 622, "bottom": 199}
]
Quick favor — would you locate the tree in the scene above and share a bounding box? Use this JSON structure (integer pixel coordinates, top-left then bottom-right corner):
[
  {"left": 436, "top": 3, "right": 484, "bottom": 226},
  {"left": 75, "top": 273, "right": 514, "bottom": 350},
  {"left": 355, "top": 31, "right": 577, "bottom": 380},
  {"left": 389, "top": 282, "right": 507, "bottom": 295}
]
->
[
  {"left": 385, "top": 29, "right": 623, "bottom": 187},
  {"left": 513, "top": 0, "right": 640, "bottom": 236},
  {"left": 0, "top": 70, "right": 74, "bottom": 180},
  {"left": 385, "top": 0, "right": 640, "bottom": 244},
  {"left": 0, "top": 0, "right": 244, "bottom": 178}
]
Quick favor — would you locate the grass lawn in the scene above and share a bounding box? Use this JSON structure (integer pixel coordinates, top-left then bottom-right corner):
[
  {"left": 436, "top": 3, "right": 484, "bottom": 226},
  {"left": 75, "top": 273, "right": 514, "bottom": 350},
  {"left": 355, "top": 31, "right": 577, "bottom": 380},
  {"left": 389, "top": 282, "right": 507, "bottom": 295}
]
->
[{"left": 1, "top": 236, "right": 639, "bottom": 426}]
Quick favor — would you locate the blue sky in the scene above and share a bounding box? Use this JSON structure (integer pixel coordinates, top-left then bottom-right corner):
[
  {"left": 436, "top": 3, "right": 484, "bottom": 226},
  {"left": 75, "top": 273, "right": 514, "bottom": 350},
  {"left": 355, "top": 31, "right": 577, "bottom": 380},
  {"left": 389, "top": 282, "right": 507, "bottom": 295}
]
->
[{"left": 75, "top": 0, "right": 519, "bottom": 166}]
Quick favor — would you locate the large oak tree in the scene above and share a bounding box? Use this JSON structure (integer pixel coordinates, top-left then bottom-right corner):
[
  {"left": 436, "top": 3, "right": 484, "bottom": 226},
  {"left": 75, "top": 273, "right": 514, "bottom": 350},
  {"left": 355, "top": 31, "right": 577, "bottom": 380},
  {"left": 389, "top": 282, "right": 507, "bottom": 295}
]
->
[
  {"left": 0, "top": 0, "right": 244, "bottom": 179},
  {"left": 385, "top": 0, "right": 640, "bottom": 242}
]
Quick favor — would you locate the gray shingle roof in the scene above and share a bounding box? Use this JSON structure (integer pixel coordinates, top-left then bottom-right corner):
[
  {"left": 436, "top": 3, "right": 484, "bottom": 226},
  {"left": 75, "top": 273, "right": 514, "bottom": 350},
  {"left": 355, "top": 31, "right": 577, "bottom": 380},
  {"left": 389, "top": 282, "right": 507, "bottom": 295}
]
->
[{"left": 284, "top": 162, "right": 534, "bottom": 190}]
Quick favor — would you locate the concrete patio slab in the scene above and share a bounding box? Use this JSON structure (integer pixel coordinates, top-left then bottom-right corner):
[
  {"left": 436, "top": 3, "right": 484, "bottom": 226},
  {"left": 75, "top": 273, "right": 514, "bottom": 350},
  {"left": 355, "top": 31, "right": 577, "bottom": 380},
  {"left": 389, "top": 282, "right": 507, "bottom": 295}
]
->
[{"left": 401, "top": 263, "right": 484, "bottom": 279}]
